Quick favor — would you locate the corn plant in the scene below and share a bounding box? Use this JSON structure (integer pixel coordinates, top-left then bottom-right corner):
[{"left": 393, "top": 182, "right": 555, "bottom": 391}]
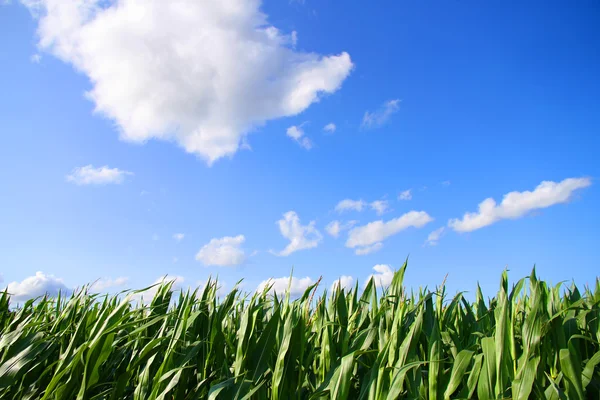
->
[{"left": 0, "top": 263, "right": 599, "bottom": 399}]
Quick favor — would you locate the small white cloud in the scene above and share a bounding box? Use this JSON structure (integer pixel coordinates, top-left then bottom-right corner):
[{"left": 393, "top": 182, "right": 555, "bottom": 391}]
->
[
  {"left": 286, "top": 125, "right": 313, "bottom": 150},
  {"left": 30, "top": 53, "right": 42, "bottom": 63},
  {"left": 330, "top": 275, "right": 354, "bottom": 291},
  {"left": 398, "top": 189, "right": 412, "bottom": 201},
  {"left": 257, "top": 276, "right": 314, "bottom": 296},
  {"left": 325, "top": 220, "right": 357, "bottom": 238},
  {"left": 323, "top": 123, "right": 336, "bottom": 133},
  {"left": 173, "top": 233, "right": 185, "bottom": 241},
  {"left": 361, "top": 99, "right": 400, "bottom": 129},
  {"left": 346, "top": 211, "right": 433, "bottom": 251},
  {"left": 275, "top": 212, "right": 322, "bottom": 256},
  {"left": 365, "top": 264, "right": 394, "bottom": 288},
  {"left": 370, "top": 200, "right": 389, "bottom": 216},
  {"left": 425, "top": 227, "right": 445, "bottom": 246},
  {"left": 66, "top": 165, "right": 133, "bottom": 185},
  {"left": 325, "top": 221, "right": 342, "bottom": 238},
  {"left": 5, "top": 272, "right": 71, "bottom": 302},
  {"left": 196, "top": 235, "right": 246, "bottom": 267},
  {"left": 354, "top": 242, "right": 383, "bottom": 255},
  {"left": 90, "top": 277, "right": 129, "bottom": 292},
  {"left": 23, "top": 0, "right": 353, "bottom": 164},
  {"left": 442, "top": 181, "right": 451, "bottom": 187},
  {"left": 172, "top": 257, "right": 179, "bottom": 263},
  {"left": 152, "top": 234, "right": 159, "bottom": 241},
  {"left": 448, "top": 177, "right": 591, "bottom": 233},
  {"left": 335, "top": 199, "right": 366, "bottom": 213}
]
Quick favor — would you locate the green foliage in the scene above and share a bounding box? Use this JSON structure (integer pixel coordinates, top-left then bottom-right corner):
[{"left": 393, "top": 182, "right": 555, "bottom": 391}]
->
[{"left": 1, "top": 264, "right": 599, "bottom": 399}]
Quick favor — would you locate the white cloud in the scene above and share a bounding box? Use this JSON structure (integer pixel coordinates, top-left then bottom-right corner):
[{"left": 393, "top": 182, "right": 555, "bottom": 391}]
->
[
  {"left": 30, "top": 53, "right": 42, "bottom": 63},
  {"left": 24, "top": 0, "right": 353, "bottom": 164},
  {"left": 442, "top": 181, "right": 451, "bottom": 187},
  {"left": 323, "top": 122, "right": 336, "bottom": 133},
  {"left": 425, "top": 227, "right": 445, "bottom": 246},
  {"left": 370, "top": 200, "right": 389, "bottom": 216},
  {"left": 325, "top": 220, "right": 356, "bottom": 238},
  {"left": 257, "top": 276, "right": 314, "bottom": 296},
  {"left": 66, "top": 165, "right": 132, "bottom": 185},
  {"left": 398, "top": 189, "right": 412, "bottom": 201},
  {"left": 330, "top": 275, "right": 354, "bottom": 292},
  {"left": 346, "top": 211, "right": 433, "bottom": 251},
  {"left": 90, "top": 276, "right": 129, "bottom": 292},
  {"left": 365, "top": 264, "right": 394, "bottom": 288},
  {"left": 448, "top": 177, "right": 591, "bottom": 233},
  {"left": 274, "top": 211, "right": 322, "bottom": 256},
  {"left": 173, "top": 233, "right": 185, "bottom": 241},
  {"left": 361, "top": 99, "right": 400, "bottom": 129},
  {"left": 354, "top": 242, "right": 383, "bottom": 255},
  {"left": 335, "top": 199, "right": 366, "bottom": 213},
  {"left": 286, "top": 125, "right": 313, "bottom": 150},
  {"left": 5, "top": 272, "right": 71, "bottom": 302},
  {"left": 196, "top": 235, "right": 246, "bottom": 266}
]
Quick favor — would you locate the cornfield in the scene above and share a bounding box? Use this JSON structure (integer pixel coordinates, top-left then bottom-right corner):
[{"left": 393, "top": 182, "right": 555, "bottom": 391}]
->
[{"left": 1, "top": 263, "right": 599, "bottom": 399}]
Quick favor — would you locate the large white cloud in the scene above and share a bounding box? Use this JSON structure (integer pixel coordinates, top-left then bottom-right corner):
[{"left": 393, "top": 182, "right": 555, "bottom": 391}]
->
[
  {"left": 346, "top": 211, "right": 433, "bottom": 251},
  {"left": 257, "top": 276, "right": 314, "bottom": 296},
  {"left": 24, "top": 0, "right": 353, "bottom": 164},
  {"left": 274, "top": 211, "right": 322, "bottom": 256},
  {"left": 5, "top": 272, "right": 71, "bottom": 302},
  {"left": 66, "top": 165, "right": 132, "bottom": 185},
  {"left": 196, "top": 235, "right": 246, "bottom": 266},
  {"left": 448, "top": 177, "right": 591, "bottom": 232}
]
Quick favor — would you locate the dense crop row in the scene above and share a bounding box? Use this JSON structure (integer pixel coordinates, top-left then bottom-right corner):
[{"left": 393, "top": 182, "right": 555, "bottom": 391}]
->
[{"left": 1, "top": 263, "right": 599, "bottom": 399}]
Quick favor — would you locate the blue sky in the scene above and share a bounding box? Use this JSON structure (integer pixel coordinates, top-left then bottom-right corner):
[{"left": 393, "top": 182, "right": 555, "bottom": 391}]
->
[{"left": 1, "top": 0, "right": 599, "bottom": 301}]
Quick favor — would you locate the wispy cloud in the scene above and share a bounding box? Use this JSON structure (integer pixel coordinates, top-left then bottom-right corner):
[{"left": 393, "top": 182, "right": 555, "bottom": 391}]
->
[
  {"left": 173, "top": 233, "right": 185, "bottom": 241},
  {"left": 398, "top": 189, "right": 412, "bottom": 200},
  {"left": 425, "top": 227, "right": 445, "bottom": 246},
  {"left": 66, "top": 165, "right": 133, "bottom": 185},
  {"left": 370, "top": 200, "right": 389, "bottom": 215},
  {"left": 325, "top": 220, "right": 357, "bottom": 238},
  {"left": 90, "top": 277, "right": 129, "bottom": 292},
  {"left": 274, "top": 212, "right": 322, "bottom": 256},
  {"left": 323, "top": 123, "right": 336, "bottom": 133},
  {"left": 361, "top": 99, "right": 400, "bottom": 129},
  {"left": 346, "top": 211, "right": 433, "bottom": 253},
  {"left": 286, "top": 125, "right": 313, "bottom": 150},
  {"left": 335, "top": 199, "right": 366, "bottom": 213},
  {"left": 448, "top": 177, "right": 591, "bottom": 232}
]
